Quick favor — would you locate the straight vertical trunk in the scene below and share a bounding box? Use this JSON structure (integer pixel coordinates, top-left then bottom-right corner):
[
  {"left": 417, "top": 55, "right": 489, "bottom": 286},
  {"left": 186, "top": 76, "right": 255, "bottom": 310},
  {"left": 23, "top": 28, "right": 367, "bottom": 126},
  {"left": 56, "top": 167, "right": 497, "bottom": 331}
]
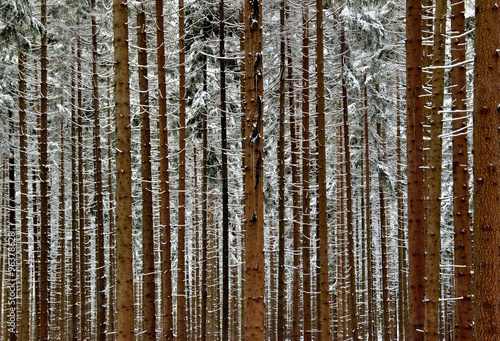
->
[
  {"left": 472, "top": 0, "right": 500, "bottom": 339},
  {"left": 177, "top": 0, "right": 187, "bottom": 338},
  {"left": 107, "top": 77, "right": 117, "bottom": 341},
  {"left": 301, "top": 5, "right": 311, "bottom": 340},
  {"left": 340, "top": 27, "right": 358, "bottom": 340},
  {"left": 396, "top": 76, "right": 409, "bottom": 341},
  {"left": 219, "top": 1, "right": 229, "bottom": 339},
  {"left": 91, "top": 1, "right": 106, "bottom": 337},
  {"left": 18, "top": 51, "right": 29, "bottom": 341},
  {"left": 112, "top": 0, "right": 135, "bottom": 336},
  {"left": 364, "top": 81, "right": 375, "bottom": 341},
  {"left": 288, "top": 34, "right": 301, "bottom": 341},
  {"left": 243, "top": 0, "right": 265, "bottom": 338},
  {"left": 277, "top": 1, "right": 286, "bottom": 339},
  {"left": 70, "top": 64, "right": 78, "bottom": 341},
  {"left": 406, "top": 0, "right": 425, "bottom": 337},
  {"left": 137, "top": 4, "right": 156, "bottom": 339},
  {"left": 39, "top": 0, "right": 49, "bottom": 335},
  {"left": 450, "top": 0, "right": 472, "bottom": 338},
  {"left": 8, "top": 110, "right": 17, "bottom": 341},
  {"left": 77, "top": 44, "right": 86, "bottom": 340},
  {"left": 155, "top": 0, "right": 173, "bottom": 336},
  {"left": 316, "top": 0, "right": 331, "bottom": 337},
  {"left": 425, "top": 0, "right": 446, "bottom": 338},
  {"left": 378, "top": 120, "right": 393, "bottom": 341},
  {"left": 58, "top": 121, "right": 67, "bottom": 341},
  {"left": 239, "top": 10, "right": 246, "bottom": 340},
  {"left": 200, "top": 18, "right": 209, "bottom": 341}
]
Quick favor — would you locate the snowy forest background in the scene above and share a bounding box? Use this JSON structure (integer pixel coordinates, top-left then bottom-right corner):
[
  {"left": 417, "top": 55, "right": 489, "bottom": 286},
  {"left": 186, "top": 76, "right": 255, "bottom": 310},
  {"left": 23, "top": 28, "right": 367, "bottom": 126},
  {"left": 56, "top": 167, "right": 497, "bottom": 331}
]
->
[{"left": 0, "top": 0, "right": 486, "bottom": 339}]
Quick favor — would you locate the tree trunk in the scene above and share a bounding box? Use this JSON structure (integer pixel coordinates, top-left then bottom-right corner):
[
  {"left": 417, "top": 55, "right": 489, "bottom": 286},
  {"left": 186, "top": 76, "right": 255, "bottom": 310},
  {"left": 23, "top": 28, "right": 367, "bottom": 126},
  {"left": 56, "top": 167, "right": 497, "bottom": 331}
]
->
[
  {"left": 107, "top": 76, "right": 117, "bottom": 341},
  {"left": 301, "top": 5, "right": 311, "bottom": 340},
  {"left": 70, "top": 63, "right": 78, "bottom": 341},
  {"left": 39, "top": 0, "right": 49, "bottom": 335},
  {"left": 277, "top": 1, "right": 286, "bottom": 339},
  {"left": 18, "top": 51, "right": 29, "bottom": 341},
  {"left": 406, "top": 0, "right": 425, "bottom": 337},
  {"left": 396, "top": 76, "right": 409, "bottom": 341},
  {"left": 364, "top": 81, "right": 375, "bottom": 341},
  {"left": 177, "top": 0, "right": 187, "bottom": 338},
  {"left": 137, "top": 3, "right": 156, "bottom": 339},
  {"left": 316, "top": 0, "right": 331, "bottom": 337},
  {"left": 91, "top": 1, "right": 106, "bottom": 337},
  {"left": 112, "top": 0, "right": 135, "bottom": 336},
  {"left": 219, "top": 0, "right": 229, "bottom": 338},
  {"left": 288, "top": 31, "right": 301, "bottom": 341},
  {"left": 378, "top": 120, "right": 393, "bottom": 341},
  {"left": 340, "top": 27, "right": 358, "bottom": 340},
  {"left": 243, "top": 0, "right": 265, "bottom": 338},
  {"left": 450, "top": 0, "right": 473, "bottom": 337},
  {"left": 77, "top": 42, "right": 86, "bottom": 340},
  {"left": 7, "top": 110, "right": 17, "bottom": 341},
  {"left": 58, "top": 120, "right": 67, "bottom": 341},
  {"left": 472, "top": 0, "right": 500, "bottom": 338},
  {"left": 155, "top": 0, "right": 173, "bottom": 336},
  {"left": 425, "top": 0, "right": 446, "bottom": 338},
  {"left": 201, "top": 18, "right": 209, "bottom": 341}
]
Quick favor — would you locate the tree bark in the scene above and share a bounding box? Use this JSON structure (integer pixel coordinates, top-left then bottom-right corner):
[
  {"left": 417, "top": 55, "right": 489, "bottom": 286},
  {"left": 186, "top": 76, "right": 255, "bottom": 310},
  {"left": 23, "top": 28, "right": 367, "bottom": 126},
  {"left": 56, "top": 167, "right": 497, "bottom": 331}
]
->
[
  {"left": 219, "top": 0, "right": 229, "bottom": 338},
  {"left": 113, "top": 0, "right": 135, "bottom": 336},
  {"left": 406, "top": 0, "right": 425, "bottom": 337},
  {"left": 177, "top": 0, "right": 187, "bottom": 338},
  {"left": 91, "top": 1, "right": 106, "bottom": 337},
  {"left": 244, "top": 0, "right": 265, "bottom": 338},
  {"left": 340, "top": 27, "right": 358, "bottom": 340},
  {"left": 301, "top": 6, "right": 311, "bottom": 340},
  {"left": 155, "top": 0, "right": 173, "bottom": 336},
  {"left": 425, "top": 0, "right": 446, "bottom": 338},
  {"left": 450, "top": 0, "right": 473, "bottom": 338},
  {"left": 136, "top": 3, "right": 156, "bottom": 339},
  {"left": 473, "top": 0, "right": 500, "bottom": 339},
  {"left": 18, "top": 51, "right": 29, "bottom": 341},
  {"left": 277, "top": 1, "right": 286, "bottom": 338},
  {"left": 316, "top": 0, "right": 331, "bottom": 337}
]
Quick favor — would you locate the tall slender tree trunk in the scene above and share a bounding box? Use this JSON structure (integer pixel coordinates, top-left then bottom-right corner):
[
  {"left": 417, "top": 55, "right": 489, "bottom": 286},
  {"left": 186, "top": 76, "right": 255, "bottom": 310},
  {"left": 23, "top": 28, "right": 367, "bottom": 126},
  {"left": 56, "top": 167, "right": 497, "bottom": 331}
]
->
[
  {"left": 113, "top": 0, "right": 135, "bottom": 336},
  {"left": 288, "top": 32, "right": 301, "bottom": 341},
  {"left": 340, "top": 27, "right": 358, "bottom": 340},
  {"left": 107, "top": 76, "right": 117, "bottom": 341},
  {"left": 301, "top": 6, "right": 311, "bottom": 340},
  {"left": 155, "top": 0, "right": 173, "bottom": 336},
  {"left": 77, "top": 42, "right": 86, "bottom": 340},
  {"left": 425, "top": 0, "right": 446, "bottom": 338},
  {"left": 7, "top": 110, "right": 17, "bottom": 341},
  {"left": 39, "top": 0, "right": 49, "bottom": 334},
  {"left": 219, "top": 0, "right": 229, "bottom": 338},
  {"left": 364, "top": 80, "right": 375, "bottom": 341},
  {"left": 201, "top": 18, "right": 209, "bottom": 341},
  {"left": 238, "top": 10, "right": 246, "bottom": 340},
  {"left": 58, "top": 120, "right": 67, "bottom": 341},
  {"left": 378, "top": 120, "right": 393, "bottom": 341},
  {"left": 18, "top": 51, "right": 29, "bottom": 341},
  {"left": 136, "top": 3, "right": 156, "bottom": 339},
  {"left": 91, "top": 1, "right": 106, "bottom": 338},
  {"left": 277, "top": 1, "right": 286, "bottom": 339},
  {"left": 396, "top": 76, "right": 409, "bottom": 341},
  {"left": 406, "top": 0, "right": 425, "bottom": 337},
  {"left": 316, "top": 0, "right": 331, "bottom": 337},
  {"left": 472, "top": 0, "right": 500, "bottom": 339},
  {"left": 243, "top": 0, "right": 265, "bottom": 338},
  {"left": 450, "top": 0, "right": 472, "bottom": 337},
  {"left": 70, "top": 63, "right": 78, "bottom": 341},
  {"left": 177, "top": 0, "right": 187, "bottom": 338}
]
